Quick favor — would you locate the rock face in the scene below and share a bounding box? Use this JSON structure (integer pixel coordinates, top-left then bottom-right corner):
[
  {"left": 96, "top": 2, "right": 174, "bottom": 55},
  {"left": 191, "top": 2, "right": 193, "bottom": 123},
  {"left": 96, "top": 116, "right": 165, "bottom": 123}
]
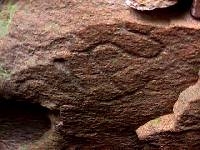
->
[
  {"left": 126, "top": 0, "right": 178, "bottom": 10},
  {"left": 137, "top": 71, "right": 200, "bottom": 149},
  {"left": 191, "top": 0, "right": 200, "bottom": 19},
  {"left": 0, "top": 0, "right": 200, "bottom": 149}
]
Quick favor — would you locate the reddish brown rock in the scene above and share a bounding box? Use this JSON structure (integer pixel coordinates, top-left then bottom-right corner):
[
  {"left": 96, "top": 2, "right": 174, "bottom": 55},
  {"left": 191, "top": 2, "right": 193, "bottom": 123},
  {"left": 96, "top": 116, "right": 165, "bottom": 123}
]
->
[
  {"left": 137, "top": 71, "right": 200, "bottom": 149},
  {"left": 0, "top": 0, "right": 200, "bottom": 149},
  {"left": 191, "top": 0, "right": 200, "bottom": 19}
]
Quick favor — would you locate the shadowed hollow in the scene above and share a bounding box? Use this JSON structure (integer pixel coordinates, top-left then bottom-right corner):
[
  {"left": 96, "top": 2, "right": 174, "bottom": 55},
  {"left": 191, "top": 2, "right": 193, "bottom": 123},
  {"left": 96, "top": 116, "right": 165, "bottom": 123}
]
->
[{"left": 0, "top": 100, "right": 51, "bottom": 149}]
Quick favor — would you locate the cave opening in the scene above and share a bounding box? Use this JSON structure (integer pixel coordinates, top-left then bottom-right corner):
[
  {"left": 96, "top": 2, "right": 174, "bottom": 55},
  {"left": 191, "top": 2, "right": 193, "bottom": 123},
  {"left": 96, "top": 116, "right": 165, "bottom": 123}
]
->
[{"left": 0, "top": 100, "right": 52, "bottom": 149}]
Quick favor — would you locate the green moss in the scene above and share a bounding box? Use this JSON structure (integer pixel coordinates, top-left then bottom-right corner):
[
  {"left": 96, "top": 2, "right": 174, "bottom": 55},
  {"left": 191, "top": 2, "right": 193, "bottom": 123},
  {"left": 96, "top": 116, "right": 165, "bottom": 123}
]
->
[
  {"left": 0, "top": 1, "right": 17, "bottom": 37},
  {"left": 0, "top": 65, "right": 10, "bottom": 79},
  {"left": 150, "top": 118, "right": 161, "bottom": 126},
  {"left": 18, "top": 145, "right": 29, "bottom": 150}
]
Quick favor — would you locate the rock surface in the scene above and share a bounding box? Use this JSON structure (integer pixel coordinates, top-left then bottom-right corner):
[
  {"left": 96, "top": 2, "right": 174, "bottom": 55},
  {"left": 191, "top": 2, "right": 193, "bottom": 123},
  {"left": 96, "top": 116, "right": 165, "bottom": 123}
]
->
[
  {"left": 191, "top": 0, "right": 200, "bottom": 19},
  {"left": 137, "top": 71, "right": 200, "bottom": 149},
  {"left": 0, "top": 0, "right": 200, "bottom": 149},
  {"left": 126, "top": 0, "right": 178, "bottom": 10}
]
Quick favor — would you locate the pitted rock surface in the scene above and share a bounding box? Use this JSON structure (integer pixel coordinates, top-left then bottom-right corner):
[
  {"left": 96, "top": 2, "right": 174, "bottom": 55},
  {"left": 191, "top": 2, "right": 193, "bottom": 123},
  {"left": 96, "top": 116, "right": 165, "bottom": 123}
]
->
[
  {"left": 0, "top": 0, "right": 200, "bottom": 149},
  {"left": 137, "top": 71, "right": 200, "bottom": 149}
]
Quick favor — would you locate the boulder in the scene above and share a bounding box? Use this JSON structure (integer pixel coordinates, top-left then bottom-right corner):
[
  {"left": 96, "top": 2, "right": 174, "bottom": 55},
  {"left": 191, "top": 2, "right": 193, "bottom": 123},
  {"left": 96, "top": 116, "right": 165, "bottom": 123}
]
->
[
  {"left": 0, "top": 0, "right": 200, "bottom": 149},
  {"left": 137, "top": 71, "right": 200, "bottom": 149},
  {"left": 191, "top": 0, "right": 200, "bottom": 19},
  {"left": 126, "top": 0, "right": 178, "bottom": 10}
]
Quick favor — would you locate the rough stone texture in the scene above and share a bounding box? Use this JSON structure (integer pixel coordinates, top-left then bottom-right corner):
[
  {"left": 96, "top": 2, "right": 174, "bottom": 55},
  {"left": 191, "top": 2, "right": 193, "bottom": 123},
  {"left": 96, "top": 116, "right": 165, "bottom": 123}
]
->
[
  {"left": 137, "top": 71, "right": 200, "bottom": 149},
  {"left": 126, "top": 0, "right": 178, "bottom": 10},
  {"left": 191, "top": 0, "right": 200, "bottom": 19},
  {"left": 0, "top": 0, "right": 200, "bottom": 149},
  {"left": 174, "top": 71, "right": 200, "bottom": 131}
]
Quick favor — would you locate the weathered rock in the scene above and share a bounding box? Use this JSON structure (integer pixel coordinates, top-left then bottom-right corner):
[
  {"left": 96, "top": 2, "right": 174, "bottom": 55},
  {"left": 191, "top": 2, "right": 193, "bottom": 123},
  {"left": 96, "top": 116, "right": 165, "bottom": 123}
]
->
[
  {"left": 174, "top": 71, "right": 200, "bottom": 131},
  {"left": 191, "top": 0, "right": 200, "bottom": 19},
  {"left": 126, "top": 0, "right": 178, "bottom": 10},
  {"left": 137, "top": 71, "right": 200, "bottom": 149},
  {"left": 0, "top": 0, "right": 200, "bottom": 149}
]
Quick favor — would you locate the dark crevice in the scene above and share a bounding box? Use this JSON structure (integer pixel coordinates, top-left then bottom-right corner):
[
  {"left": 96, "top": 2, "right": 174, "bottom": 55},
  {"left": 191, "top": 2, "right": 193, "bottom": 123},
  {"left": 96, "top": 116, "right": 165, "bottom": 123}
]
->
[
  {"left": 53, "top": 58, "right": 66, "bottom": 63},
  {"left": 0, "top": 100, "right": 52, "bottom": 149}
]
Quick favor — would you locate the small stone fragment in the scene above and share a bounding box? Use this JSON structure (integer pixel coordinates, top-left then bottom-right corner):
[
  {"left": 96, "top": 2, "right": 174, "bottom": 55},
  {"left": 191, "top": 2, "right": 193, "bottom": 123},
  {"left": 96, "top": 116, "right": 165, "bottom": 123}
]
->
[
  {"left": 191, "top": 0, "right": 200, "bottom": 19},
  {"left": 125, "top": 0, "right": 178, "bottom": 10}
]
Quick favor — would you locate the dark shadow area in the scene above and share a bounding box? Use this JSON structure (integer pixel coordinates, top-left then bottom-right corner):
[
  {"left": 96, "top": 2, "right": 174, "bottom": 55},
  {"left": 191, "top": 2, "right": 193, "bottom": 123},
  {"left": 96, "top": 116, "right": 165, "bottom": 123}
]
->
[
  {"left": 131, "top": 0, "right": 193, "bottom": 22},
  {"left": 0, "top": 100, "right": 51, "bottom": 149}
]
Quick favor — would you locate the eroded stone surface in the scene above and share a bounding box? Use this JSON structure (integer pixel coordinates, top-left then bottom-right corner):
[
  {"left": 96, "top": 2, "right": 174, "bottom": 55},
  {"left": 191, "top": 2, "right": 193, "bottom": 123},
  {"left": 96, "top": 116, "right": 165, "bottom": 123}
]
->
[
  {"left": 191, "top": 0, "right": 200, "bottom": 19},
  {"left": 174, "top": 71, "right": 200, "bottom": 131},
  {"left": 0, "top": 0, "right": 200, "bottom": 149},
  {"left": 137, "top": 71, "right": 200, "bottom": 149},
  {"left": 126, "top": 0, "right": 178, "bottom": 10}
]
